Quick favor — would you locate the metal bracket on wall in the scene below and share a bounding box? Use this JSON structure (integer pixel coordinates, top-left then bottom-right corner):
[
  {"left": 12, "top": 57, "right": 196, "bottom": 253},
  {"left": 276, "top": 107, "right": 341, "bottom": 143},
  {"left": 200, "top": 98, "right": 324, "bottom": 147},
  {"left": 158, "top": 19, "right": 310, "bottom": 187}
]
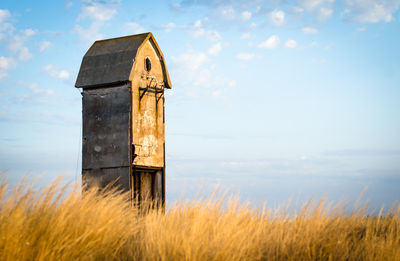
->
[
  {"left": 156, "top": 91, "right": 164, "bottom": 103},
  {"left": 139, "top": 75, "right": 164, "bottom": 102}
]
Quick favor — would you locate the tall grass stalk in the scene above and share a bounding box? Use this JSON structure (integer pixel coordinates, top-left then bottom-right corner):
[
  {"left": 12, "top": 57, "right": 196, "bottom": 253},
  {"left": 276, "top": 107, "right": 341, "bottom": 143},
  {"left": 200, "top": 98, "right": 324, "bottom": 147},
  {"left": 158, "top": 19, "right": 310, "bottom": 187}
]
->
[{"left": 0, "top": 175, "right": 399, "bottom": 260}]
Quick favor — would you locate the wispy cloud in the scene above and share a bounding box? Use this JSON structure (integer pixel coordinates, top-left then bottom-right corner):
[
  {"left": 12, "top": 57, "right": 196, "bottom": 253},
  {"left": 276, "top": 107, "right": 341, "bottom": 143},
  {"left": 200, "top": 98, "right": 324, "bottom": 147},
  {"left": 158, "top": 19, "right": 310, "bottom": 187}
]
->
[
  {"left": 7, "top": 29, "right": 36, "bottom": 61},
  {"left": 124, "top": 22, "right": 145, "bottom": 34},
  {"left": 65, "top": 1, "right": 73, "bottom": 9},
  {"left": 73, "top": 23, "right": 102, "bottom": 43},
  {"left": 236, "top": 52, "right": 255, "bottom": 61},
  {"left": 13, "top": 81, "right": 56, "bottom": 104},
  {"left": 217, "top": 5, "right": 235, "bottom": 20},
  {"left": 38, "top": 41, "right": 51, "bottom": 52},
  {"left": 285, "top": 39, "right": 297, "bottom": 48},
  {"left": 240, "top": 32, "right": 251, "bottom": 39},
  {"left": 343, "top": 0, "right": 400, "bottom": 23},
  {"left": 74, "top": 0, "right": 120, "bottom": 43},
  {"left": 0, "top": 9, "right": 36, "bottom": 79},
  {"left": 258, "top": 35, "right": 280, "bottom": 49},
  {"left": 319, "top": 7, "right": 333, "bottom": 20},
  {"left": 208, "top": 42, "right": 222, "bottom": 56},
  {"left": 170, "top": 46, "right": 235, "bottom": 98},
  {"left": 302, "top": 27, "right": 318, "bottom": 34},
  {"left": 78, "top": 0, "right": 120, "bottom": 22},
  {"left": 297, "top": 0, "right": 335, "bottom": 21},
  {"left": 0, "top": 56, "right": 16, "bottom": 80},
  {"left": 241, "top": 11, "right": 252, "bottom": 21},
  {"left": 188, "top": 20, "right": 221, "bottom": 41},
  {"left": 0, "top": 9, "right": 11, "bottom": 23},
  {"left": 43, "top": 64, "right": 70, "bottom": 81},
  {"left": 270, "top": 9, "right": 286, "bottom": 26},
  {"left": 162, "top": 22, "right": 176, "bottom": 33}
]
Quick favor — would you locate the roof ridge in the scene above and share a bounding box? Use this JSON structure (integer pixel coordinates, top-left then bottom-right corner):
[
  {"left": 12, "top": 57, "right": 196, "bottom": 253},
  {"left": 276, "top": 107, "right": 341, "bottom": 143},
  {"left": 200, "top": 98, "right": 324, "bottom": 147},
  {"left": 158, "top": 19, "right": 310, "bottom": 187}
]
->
[{"left": 94, "top": 32, "right": 151, "bottom": 43}]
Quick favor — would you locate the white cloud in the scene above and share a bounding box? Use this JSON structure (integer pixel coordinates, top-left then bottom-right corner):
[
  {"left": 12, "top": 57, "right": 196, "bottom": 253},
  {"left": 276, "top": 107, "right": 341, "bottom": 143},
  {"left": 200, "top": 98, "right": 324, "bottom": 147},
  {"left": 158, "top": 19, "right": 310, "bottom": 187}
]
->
[
  {"left": 0, "top": 56, "right": 16, "bottom": 80},
  {"left": 343, "top": 0, "right": 400, "bottom": 23},
  {"left": 210, "top": 78, "right": 236, "bottom": 97},
  {"left": 172, "top": 51, "right": 208, "bottom": 73},
  {"left": 300, "top": 0, "right": 325, "bottom": 11},
  {"left": 78, "top": 0, "right": 120, "bottom": 22},
  {"left": 65, "top": 1, "right": 73, "bottom": 9},
  {"left": 7, "top": 32, "right": 35, "bottom": 61},
  {"left": 125, "top": 22, "right": 145, "bottom": 34},
  {"left": 250, "top": 22, "right": 257, "bottom": 29},
  {"left": 75, "top": 0, "right": 120, "bottom": 43},
  {"left": 38, "top": 41, "right": 52, "bottom": 52},
  {"left": 236, "top": 52, "right": 255, "bottom": 60},
  {"left": 302, "top": 27, "right": 318, "bottom": 34},
  {"left": 218, "top": 5, "right": 235, "bottom": 20},
  {"left": 73, "top": 23, "right": 103, "bottom": 43},
  {"left": 0, "top": 9, "right": 35, "bottom": 75},
  {"left": 0, "top": 9, "right": 14, "bottom": 36},
  {"left": 23, "top": 28, "right": 36, "bottom": 37},
  {"left": 208, "top": 42, "right": 222, "bottom": 56},
  {"left": 357, "top": 26, "right": 367, "bottom": 31},
  {"left": 292, "top": 6, "right": 305, "bottom": 16},
  {"left": 240, "top": 32, "right": 251, "bottom": 39},
  {"left": 163, "top": 22, "right": 175, "bottom": 33},
  {"left": 258, "top": 35, "right": 280, "bottom": 49},
  {"left": 8, "top": 36, "right": 24, "bottom": 53},
  {"left": 285, "top": 39, "right": 297, "bottom": 48},
  {"left": 43, "top": 64, "right": 70, "bottom": 80},
  {"left": 241, "top": 11, "right": 252, "bottom": 21},
  {"left": 15, "top": 81, "right": 56, "bottom": 104},
  {"left": 189, "top": 20, "right": 221, "bottom": 41},
  {"left": 171, "top": 50, "right": 210, "bottom": 97},
  {"left": 0, "top": 9, "right": 11, "bottom": 23},
  {"left": 270, "top": 9, "right": 285, "bottom": 26},
  {"left": 171, "top": 48, "right": 236, "bottom": 98},
  {"left": 27, "top": 83, "right": 55, "bottom": 96},
  {"left": 211, "top": 79, "right": 236, "bottom": 97},
  {"left": 318, "top": 7, "right": 333, "bottom": 20},
  {"left": 297, "top": 0, "right": 335, "bottom": 21},
  {"left": 17, "top": 47, "right": 32, "bottom": 61}
]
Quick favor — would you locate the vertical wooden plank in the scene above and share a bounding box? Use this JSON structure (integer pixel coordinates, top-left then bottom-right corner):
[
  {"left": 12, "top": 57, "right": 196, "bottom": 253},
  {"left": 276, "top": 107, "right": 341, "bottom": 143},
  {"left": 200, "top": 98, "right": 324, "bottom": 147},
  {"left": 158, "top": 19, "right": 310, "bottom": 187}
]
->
[
  {"left": 140, "top": 172, "right": 152, "bottom": 202},
  {"left": 153, "top": 170, "right": 162, "bottom": 205}
]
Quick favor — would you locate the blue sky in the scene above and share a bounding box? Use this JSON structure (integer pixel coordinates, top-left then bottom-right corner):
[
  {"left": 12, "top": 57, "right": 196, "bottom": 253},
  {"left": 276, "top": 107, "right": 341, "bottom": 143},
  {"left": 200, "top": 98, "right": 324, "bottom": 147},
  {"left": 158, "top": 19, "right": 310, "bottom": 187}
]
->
[{"left": 0, "top": 0, "right": 399, "bottom": 210}]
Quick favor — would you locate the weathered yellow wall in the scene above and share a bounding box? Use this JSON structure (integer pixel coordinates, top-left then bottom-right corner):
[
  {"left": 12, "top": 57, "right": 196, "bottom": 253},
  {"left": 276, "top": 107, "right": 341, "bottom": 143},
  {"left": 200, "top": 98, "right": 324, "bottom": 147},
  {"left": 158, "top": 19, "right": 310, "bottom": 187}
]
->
[{"left": 130, "top": 38, "right": 165, "bottom": 168}]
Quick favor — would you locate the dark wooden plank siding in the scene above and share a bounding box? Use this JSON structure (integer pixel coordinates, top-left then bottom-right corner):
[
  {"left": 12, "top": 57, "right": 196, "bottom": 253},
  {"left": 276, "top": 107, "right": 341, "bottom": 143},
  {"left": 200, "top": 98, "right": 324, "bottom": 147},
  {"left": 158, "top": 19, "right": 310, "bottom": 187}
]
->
[{"left": 82, "top": 84, "right": 131, "bottom": 170}]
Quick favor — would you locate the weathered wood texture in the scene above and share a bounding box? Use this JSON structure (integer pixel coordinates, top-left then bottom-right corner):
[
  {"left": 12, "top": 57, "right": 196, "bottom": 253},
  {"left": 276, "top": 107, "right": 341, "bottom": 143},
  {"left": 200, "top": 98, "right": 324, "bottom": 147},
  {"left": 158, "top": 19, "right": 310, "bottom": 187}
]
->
[
  {"left": 131, "top": 38, "right": 165, "bottom": 168},
  {"left": 82, "top": 84, "right": 131, "bottom": 191},
  {"left": 75, "top": 34, "right": 147, "bottom": 88},
  {"left": 76, "top": 33, "right": 171, "bottom": 89}
]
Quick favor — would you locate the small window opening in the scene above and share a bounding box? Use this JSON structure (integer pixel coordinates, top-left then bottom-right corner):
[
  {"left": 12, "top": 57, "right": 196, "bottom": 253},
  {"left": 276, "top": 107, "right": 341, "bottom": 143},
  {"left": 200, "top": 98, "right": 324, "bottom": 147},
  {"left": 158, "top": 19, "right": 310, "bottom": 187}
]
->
[{"left": 145, "top": 57, "right": 151, "bottom": 72}]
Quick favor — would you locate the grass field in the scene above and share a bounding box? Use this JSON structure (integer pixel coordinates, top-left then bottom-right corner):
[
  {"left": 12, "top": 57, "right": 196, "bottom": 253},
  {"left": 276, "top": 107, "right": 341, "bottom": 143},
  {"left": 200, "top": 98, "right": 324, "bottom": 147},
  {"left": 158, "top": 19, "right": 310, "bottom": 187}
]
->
[{"left": 0, "top": 175, "right": 399, "bottom": 261}]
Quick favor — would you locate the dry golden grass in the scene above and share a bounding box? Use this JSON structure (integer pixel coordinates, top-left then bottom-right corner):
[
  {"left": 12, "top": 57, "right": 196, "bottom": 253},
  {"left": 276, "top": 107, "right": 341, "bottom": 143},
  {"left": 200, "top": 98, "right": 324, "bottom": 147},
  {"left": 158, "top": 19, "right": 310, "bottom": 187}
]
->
[{"left": 0, "top": 175, "right": 399, "bottom": 261}]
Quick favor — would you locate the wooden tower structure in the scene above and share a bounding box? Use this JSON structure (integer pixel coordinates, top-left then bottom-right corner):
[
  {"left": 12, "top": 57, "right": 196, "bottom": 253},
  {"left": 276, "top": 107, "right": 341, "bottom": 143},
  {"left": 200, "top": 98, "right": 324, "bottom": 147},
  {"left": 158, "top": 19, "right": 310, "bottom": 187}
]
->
[{"left": 75, "top": 33, "right": 171, "bottom": 206}]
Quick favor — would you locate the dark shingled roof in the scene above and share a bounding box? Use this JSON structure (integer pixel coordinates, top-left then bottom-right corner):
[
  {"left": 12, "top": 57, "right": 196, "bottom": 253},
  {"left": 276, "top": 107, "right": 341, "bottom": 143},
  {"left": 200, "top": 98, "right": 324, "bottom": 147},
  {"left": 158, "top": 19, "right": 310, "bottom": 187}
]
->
[{"left": 75, "top": 32, "right": 171, "bottom": 89}]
